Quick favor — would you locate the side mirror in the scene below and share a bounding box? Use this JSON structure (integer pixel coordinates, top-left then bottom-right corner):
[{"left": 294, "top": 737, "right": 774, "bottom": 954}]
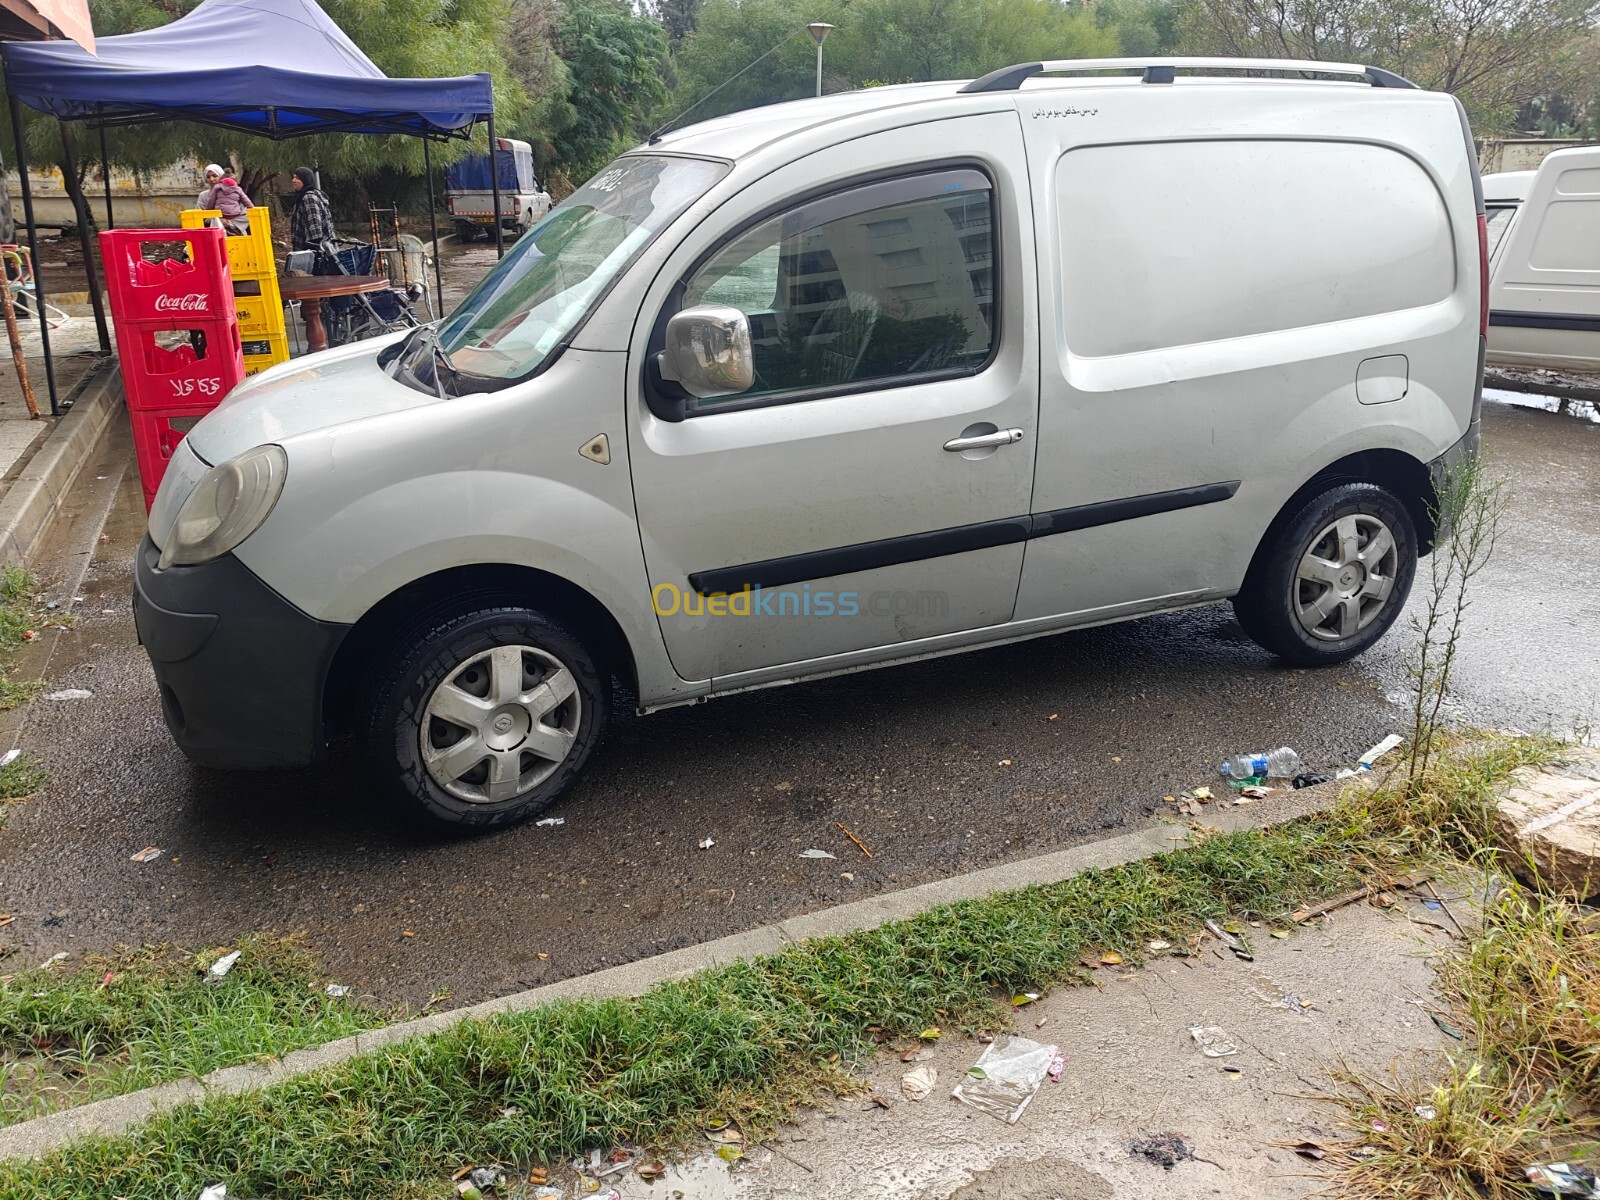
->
[{"left": 658, "top": 304, "right": 754, "bottom": 399}]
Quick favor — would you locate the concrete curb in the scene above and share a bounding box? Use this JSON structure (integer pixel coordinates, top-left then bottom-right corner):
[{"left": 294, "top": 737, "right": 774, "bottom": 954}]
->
[
  {"left": 0, "top": 778, "right": 1359, "bottom": 1161},
  {"left": 0, "top": 363, "right": 122, "bottom": 566}
]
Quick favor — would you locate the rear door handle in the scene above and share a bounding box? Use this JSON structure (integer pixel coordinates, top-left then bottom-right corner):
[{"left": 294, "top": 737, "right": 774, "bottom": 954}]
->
[{"left": 943, "top": 428, "right": 1025, "bottom": 452}]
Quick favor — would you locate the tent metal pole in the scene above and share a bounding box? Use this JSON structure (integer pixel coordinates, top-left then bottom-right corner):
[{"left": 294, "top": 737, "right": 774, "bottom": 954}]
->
[
  {"left": 58, "top": 121, "right": 111, "bottom": 355},
  {"left": 486, "top": 114, "right": 504, "bottom": 258},
  {"left": 8, "top": 94, "right": 58, "bottom": 415},
  {"left": 423, "top": 137, "right": 444, "bottom": 318},
  {"left": 98, "top": 126, "right": 114, "bottom": 227}
]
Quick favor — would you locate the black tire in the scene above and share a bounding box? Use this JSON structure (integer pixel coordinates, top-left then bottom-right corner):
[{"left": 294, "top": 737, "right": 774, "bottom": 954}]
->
[
  {"left": 362, "top": 607, "right": 609, "bottom": 833},
  {"left": 1233, "top": 482, "right": 1417, "bottom": 666}
]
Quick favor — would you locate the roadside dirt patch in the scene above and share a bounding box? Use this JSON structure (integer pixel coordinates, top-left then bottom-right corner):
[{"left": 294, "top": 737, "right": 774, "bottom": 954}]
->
[{"left": 946, "top": 1155, "right": 1113, "bottom": 1199}]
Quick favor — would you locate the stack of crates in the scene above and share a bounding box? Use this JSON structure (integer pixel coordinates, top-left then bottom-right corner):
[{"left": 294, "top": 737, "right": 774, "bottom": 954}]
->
[
  {"left": 99, "top": 226, "right": 245, "bottom": 511},
  {"left": 180, "top": 205, "right": 289, "bottom": 376}
]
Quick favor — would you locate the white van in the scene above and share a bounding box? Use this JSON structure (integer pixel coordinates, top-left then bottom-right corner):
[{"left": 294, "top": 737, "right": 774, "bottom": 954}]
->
[
  {"left": 1484, "top": 144, "right": 1600, "bottom": 370},
  {"left": 135, "top": 57, "right": 1486, "bottom": 831}
]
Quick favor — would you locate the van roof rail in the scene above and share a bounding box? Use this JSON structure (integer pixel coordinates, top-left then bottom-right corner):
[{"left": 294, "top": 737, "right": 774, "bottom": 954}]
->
[{"left": 959, "top": 57, "right": 1417, "bottom": 93}]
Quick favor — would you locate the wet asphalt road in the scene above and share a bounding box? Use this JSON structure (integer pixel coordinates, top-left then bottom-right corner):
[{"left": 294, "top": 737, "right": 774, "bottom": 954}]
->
[{"left": 0, "top": 357, "right": 1595, "bottom": 1007}]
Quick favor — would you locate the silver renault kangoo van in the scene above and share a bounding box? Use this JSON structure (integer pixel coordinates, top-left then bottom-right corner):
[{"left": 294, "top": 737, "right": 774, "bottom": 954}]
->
[{"left": 135, "top": 58, "right": 1488, "bottom": 829}]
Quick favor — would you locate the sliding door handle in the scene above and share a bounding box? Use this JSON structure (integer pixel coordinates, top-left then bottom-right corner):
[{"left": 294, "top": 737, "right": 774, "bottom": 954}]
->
[{"left": 943, "top": 427, "right": 1025, "bottom": 452}]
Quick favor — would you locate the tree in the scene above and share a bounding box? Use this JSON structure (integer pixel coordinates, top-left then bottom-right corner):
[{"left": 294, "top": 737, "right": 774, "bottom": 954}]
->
[
  {"left": 1182, "top": 0, "right": 1598, "bottom": 133},
  {"left": 668, "top": 0, "right": 819, "bottom": 121},
  {"left": 669, "top": 0, "right": 1118, "bottom": 123},
  {"left": 646, "top": 0, "right": 706, "bottom": 43},
  {"left": 554, "top": 0, "right": 669, "bottom": 177},
  {"left": 1093, "top": 0, "right": 1185, "bottom": 55},
  {"left": 0, "top": 0, "right": 536, "bottom": 231},
  {"left": 507, "top": 0, "right": 578, "bottom": 177}
]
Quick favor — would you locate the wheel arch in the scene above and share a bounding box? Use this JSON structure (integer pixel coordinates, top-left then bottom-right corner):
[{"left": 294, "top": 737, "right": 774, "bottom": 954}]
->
[
  {"left": 323, "top": 562, "right": 639, "bottom": 740},
  {"left": 1251, "top": 448, "right": 1437, "bottom": 583}
]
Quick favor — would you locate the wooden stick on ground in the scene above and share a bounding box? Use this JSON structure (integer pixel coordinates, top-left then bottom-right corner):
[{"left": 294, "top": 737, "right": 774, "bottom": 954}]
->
[
  {"left": 1290, "top": 871, "right": 1432, "bottom": 923},
  {"left": 836, "top": 821, "right": 873, "bottom": 859},
  {"left": 0, "top": 280, "right": 41, "bottom": 419}
]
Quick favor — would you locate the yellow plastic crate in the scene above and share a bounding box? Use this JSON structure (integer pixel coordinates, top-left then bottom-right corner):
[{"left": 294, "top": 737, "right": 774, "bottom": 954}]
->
[
  {"left": 181, "top": 205, "right": 277, "bottom": 281},
  {"left": 232, "top": 294, "right": 283, "bottom": 336},
  {"left": 180, "top": 205, "right": 287, "bottom": 340},
  {"left": 242, "top": 331, "right": 290, "bottom": 376}
]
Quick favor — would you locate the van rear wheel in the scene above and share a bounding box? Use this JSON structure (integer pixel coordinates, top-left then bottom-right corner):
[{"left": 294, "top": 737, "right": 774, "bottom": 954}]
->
[
  {"left": 362, "top": 607, "right": 608, "bottom": 832},
  {"left": 1233, "top": 482, "right": 1417, "bottom": 666}
]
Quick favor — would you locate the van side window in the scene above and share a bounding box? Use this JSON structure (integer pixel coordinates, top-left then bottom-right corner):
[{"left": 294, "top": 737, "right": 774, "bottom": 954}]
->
[
  {"left": 1485, "top": 204, "right": 1517, "bottom": 258},
  {"left": 681, "top": 169, "right": 996, "bottom": 411}
]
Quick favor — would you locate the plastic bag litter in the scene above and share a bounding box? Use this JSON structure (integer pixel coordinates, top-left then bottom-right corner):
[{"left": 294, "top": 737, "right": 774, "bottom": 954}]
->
[
  {"left": 0, "top": 749, "right": 19, "bottom": 767},
  {"left": 535, "top": 818, "right": 565, "bottom": 827},
  {"left": 206, "top": 950, "right": 242, "bottom": 982},
  {"left": 197, "top": 1186, "right": 227, "bottom": 1200},
  {"left": 950, "top": 1035, "right": 1059, "bottom": 1123},
  {"left": 1189, "top": 1026, "right": 1239, "bottom": 1057},
  {"left": 901, "top": 1064, "right": 938, "bottom": 1100},
  {"left": 1359, "top": 734, "right": 1404, "bottom": 767},
  {"left": 1527, "top": 1163, "right": 1600, "bottom": 1197},
  {"left": 799, "top": 849, "right": 836, "bottom": 859},
  {"left": 44, "top": 689, "right": 93, "bottom": 701}
]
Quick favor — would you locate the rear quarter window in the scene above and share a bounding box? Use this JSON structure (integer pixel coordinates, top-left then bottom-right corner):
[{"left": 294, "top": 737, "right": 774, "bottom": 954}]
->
[{"left": 1056, "top": 140, "right": 1456, "bottom": 357}]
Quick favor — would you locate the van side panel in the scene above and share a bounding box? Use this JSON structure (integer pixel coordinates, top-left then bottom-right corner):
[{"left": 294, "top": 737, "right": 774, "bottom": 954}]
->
[
  {"left": 1488, "top": 145, "right": 1600, "bottom": 370},
  {"left": 1016, "top": 86, "right": 1478, "bottom": 624},
  {"left": 1058, "top": 140, "right": 1454, "bottom": 358}
]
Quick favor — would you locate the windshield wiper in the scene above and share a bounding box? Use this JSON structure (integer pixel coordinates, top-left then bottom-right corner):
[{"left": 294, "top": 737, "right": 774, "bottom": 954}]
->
[{"left": 431, "top": 330, "right": 461, "bottom": 382}]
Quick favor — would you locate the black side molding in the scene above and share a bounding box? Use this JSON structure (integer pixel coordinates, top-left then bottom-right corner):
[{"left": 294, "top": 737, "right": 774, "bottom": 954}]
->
[
  {"left": 688, "top": 516, "right": 1032, "bottom": 595},
  {"left": 1032, "top": 481, "right": 1241, "bottom": 537},
  {"left": 687, "top": 481, "right": 1240, "bottom": 594},
  {"left": 1489, "top": 310, "right": 1600, "bottom": 333}
]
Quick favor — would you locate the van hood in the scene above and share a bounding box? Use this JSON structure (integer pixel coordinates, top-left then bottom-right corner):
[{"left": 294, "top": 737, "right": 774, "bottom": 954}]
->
[{"left": 187, "top": 331, "right": 431, "bottom": 465}]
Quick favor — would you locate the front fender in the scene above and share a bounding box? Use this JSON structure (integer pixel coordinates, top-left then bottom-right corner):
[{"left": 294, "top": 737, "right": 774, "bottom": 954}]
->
[{"left": 230, "top": 349, "right": 701, "bottom": 706}]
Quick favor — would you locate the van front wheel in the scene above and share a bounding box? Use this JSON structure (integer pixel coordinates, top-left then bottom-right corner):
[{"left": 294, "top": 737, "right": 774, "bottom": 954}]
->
[
  {"left": 1233, "top": 482, "right": 1417, "bottom": 666},
  {"left": 363, "top": 608, "right": 608, "bottom": 832}
]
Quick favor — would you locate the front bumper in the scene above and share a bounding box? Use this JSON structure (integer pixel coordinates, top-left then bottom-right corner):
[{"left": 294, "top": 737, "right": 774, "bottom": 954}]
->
[{"left": 133, "top": 536, "right": 349, "bottom": 769}]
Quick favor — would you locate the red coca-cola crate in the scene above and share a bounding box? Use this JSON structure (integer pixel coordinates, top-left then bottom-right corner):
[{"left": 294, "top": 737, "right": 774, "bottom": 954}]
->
[
  {"left": 130, "top": 405, "right": 215, "bottom": 512},
  {"left": 117, "top": 320, "right": 244, "bottom": 414},
  {"left": 99, "top": 227, "right": 233, "bottom": 326}
]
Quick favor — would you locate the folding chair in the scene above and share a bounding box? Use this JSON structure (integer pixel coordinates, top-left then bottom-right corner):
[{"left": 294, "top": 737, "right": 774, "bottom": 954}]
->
[{"left": 2, "top": 245, "right": 72, "bottom": 329}]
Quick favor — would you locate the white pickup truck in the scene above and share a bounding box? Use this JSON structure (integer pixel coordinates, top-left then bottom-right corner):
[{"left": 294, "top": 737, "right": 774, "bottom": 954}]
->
[{"left": 445, "top": 137, "right": 552, "bottom": 242}]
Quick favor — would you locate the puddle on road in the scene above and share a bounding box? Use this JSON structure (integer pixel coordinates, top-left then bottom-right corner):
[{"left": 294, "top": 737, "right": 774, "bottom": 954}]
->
[
  {"left": 1484, "top": 387, "right": 1600, "bottom": 424},
  {"left": 611, "top": 1154, "right": 747, "bottom": 1199}
]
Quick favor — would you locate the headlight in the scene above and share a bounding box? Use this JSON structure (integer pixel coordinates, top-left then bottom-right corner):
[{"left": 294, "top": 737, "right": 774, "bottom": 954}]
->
[{"left": 158, "top": 444, "right": 287, "bottom": 569}]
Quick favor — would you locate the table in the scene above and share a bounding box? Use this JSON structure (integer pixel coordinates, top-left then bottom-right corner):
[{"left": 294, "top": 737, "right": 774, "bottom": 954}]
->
[{"left": 279, "top": 274, "right": 392, "bottom": 354}]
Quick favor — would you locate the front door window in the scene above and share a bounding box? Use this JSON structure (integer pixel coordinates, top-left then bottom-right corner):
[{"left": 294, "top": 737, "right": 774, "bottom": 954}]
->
[{"left": 682, "top": 169, "right": 997, "bottom": 411}]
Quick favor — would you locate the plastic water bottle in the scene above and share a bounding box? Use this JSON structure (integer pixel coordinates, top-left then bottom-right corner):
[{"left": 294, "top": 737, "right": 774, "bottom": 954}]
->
[{"left": 1220, "top": 747, "right": 1302, "bottom": 780}]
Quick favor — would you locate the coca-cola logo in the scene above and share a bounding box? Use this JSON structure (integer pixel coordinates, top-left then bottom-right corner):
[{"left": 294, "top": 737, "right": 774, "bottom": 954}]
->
[{"left": 153, "top": 293, "right": 212, "bottom": 313}]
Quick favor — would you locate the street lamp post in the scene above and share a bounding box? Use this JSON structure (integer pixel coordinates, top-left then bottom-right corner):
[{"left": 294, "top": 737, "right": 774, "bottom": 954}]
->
[{"left": 807, "top": 21, "right": 834, "bottom": 97}]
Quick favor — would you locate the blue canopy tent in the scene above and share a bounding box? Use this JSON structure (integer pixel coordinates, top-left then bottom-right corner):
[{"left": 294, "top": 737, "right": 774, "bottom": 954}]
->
[{"left": 1, "top": 0, "right": 499, "bottom": 411}]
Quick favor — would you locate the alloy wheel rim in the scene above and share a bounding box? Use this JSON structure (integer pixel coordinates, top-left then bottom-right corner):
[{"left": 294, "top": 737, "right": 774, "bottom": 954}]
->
[
  {"left": 1292, "top": 513, "right": 1399, "bottom": 642},
  {"left": 419, "top": 644, "right": 580, "bottom": 803}
]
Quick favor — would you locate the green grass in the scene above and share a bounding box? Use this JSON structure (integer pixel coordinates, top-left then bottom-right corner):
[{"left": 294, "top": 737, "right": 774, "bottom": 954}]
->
[
  {"left": 0, "top": 566, "right": 39, "bottom": 656},
  {"left": 1331, "top": 852, "right": 1600, "bottom": 1199},
  {"left": 0, "top": 565, "right": 49, "bottom": 717},
  {"left": 0, "top": 736, "right": 1554, "bottom": 1200},
  {"left": 0, "top": 936, "right": 386, "bottom": 1129},
  {"left": 0, "top": 755, "right": 46, "bottom": 801}
]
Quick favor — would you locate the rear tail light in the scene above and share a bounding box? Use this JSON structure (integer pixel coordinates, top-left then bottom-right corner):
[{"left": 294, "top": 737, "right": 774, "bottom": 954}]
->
[{"left": 1477, "top": 212, "right": 1490, "bottom": 336}]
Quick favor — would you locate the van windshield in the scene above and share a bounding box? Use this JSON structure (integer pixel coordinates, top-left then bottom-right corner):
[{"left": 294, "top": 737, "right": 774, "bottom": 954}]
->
[{"left": 432, "top": 154, "right": 727, "bottom": 383}]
